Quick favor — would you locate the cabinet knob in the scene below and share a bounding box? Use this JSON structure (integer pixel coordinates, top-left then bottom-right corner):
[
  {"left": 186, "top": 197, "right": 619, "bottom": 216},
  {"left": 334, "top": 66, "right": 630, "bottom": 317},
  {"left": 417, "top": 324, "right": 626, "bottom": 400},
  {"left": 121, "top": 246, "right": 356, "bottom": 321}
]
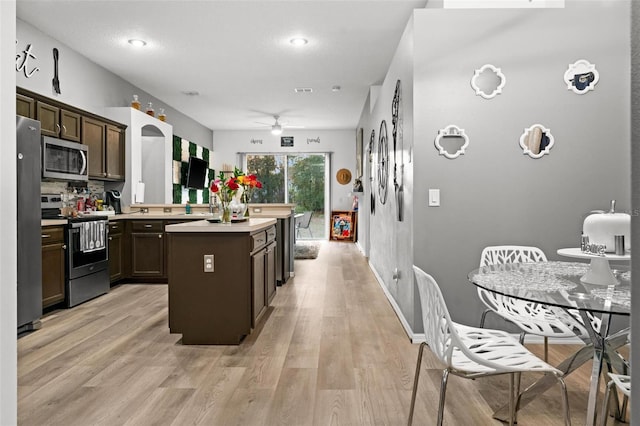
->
[
  {"left": 144, "top": 224, "right": 152, "bottom": 228},
  {"left": 108, "top": 236, "right": 112, "bottom": 241},
  {"left": 62, "top": 244, "right": 67, "bottom": 250},
  {"left": 55, "top": 123, "right": 61, "bottom": 134},
  {"left": 62, "top": 124, "right": 67, "bottom": 135},
  {"left": 41, "top": 234, "right": 50, "bottom": 239},
  {"left": 103, "top": 172, "right": 107, "bottom": 177},
  {"left": 158, "top": 234, "right": 162, "bottom": 239}
]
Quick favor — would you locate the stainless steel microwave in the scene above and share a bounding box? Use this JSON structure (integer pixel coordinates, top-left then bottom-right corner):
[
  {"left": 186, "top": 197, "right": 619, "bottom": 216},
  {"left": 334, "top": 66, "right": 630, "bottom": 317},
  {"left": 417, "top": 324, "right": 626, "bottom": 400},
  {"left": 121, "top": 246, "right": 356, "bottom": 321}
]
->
[{"left": 42, "top": 136, "right": 89, "bottom": 181}]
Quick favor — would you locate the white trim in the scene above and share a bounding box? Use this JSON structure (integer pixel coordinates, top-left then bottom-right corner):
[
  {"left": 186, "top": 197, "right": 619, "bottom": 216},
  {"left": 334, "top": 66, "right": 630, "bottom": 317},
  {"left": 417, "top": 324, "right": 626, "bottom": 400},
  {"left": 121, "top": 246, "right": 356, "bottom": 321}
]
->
[{"left": 368, "top": 261, "right": 419, "bottom": 341}]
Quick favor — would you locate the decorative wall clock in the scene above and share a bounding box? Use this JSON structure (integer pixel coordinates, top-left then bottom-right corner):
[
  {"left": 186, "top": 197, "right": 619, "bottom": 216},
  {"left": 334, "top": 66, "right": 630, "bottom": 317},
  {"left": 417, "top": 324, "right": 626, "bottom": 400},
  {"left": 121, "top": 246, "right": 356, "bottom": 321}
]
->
[
  {"left": 392, "top": 79, "right": 403, "bottom": 221},
  {"left": 369, "top": 129, "right": 376, "bottom": 215},
  {"left": 377, "top": 120, "right": 389, "bottom": 205}
]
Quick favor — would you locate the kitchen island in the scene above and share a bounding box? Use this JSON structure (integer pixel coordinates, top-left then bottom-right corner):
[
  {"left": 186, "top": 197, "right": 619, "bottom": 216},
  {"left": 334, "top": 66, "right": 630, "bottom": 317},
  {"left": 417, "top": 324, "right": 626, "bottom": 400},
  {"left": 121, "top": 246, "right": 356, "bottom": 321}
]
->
[{"left": 165, "top": 218, "right": 277, "bottom": 344}]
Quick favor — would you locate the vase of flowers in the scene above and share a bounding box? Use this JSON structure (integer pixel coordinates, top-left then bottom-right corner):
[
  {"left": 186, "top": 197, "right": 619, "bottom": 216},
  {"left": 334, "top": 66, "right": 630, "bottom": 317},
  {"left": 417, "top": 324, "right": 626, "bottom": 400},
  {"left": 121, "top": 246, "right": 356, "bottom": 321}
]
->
[
  {"left": 209, "top": 168, "right": 262, "bottom": 223},
  {"left": 210, "top": 171, "right": 240, "bottom": 223},
  {"left": 237, "top": 172, "right": 263, "bottom": 217}
]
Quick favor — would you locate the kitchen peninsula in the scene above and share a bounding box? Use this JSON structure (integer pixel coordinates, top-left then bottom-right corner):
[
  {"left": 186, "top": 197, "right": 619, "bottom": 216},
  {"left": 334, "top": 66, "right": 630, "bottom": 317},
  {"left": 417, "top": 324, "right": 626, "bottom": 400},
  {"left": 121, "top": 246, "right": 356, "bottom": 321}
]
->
[{"left": 165, "top": 218, "right": 277, "bottom": 344}]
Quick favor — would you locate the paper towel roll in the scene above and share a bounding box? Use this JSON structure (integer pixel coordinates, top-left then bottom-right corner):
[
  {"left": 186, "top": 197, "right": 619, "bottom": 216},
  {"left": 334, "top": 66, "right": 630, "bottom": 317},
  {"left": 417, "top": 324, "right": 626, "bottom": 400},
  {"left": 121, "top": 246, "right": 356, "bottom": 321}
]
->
[{"left": 135, "top": 181, "right": 145, "bottom": 203}]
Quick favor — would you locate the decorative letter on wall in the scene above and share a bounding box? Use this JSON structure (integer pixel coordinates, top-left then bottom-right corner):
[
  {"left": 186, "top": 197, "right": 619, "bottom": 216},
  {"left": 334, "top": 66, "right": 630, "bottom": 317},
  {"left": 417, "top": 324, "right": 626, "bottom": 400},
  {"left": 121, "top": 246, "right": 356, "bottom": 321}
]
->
[
  {"left": 519, "top": 124, "right": 554, "bottom": 158},
  {"left": 471, "top": 64, "right": 506, "bottom": 99},
  {"left": 564, "top": 59, "right": 599, "bottom": 94},
  {"left": 435, "top": 125, "right": 470, "bottom": 159}
]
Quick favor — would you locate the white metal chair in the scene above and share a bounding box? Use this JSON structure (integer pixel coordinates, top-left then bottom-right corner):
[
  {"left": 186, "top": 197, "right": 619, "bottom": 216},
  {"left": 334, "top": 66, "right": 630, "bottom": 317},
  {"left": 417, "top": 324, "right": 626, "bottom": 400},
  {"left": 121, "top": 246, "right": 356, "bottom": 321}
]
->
[
  {"left": 295, "top": 211, "right": 313, "bottom": 239},
  {"left": 600, "top": 373, "right": 631, "bottom": 426},
  {"left": 409, "top": 266, "right": 571, "bottom": 426},
  {"left": 478, "top": 245, "right": 593, "bottom": 361}
]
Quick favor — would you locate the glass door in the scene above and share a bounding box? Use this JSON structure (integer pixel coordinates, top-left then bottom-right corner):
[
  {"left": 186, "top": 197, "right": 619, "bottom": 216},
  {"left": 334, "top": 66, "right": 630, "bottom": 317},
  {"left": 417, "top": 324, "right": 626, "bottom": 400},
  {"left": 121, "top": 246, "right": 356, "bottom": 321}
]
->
[{"left": 245, "top": 153, "right": 327, "bottom": 239}]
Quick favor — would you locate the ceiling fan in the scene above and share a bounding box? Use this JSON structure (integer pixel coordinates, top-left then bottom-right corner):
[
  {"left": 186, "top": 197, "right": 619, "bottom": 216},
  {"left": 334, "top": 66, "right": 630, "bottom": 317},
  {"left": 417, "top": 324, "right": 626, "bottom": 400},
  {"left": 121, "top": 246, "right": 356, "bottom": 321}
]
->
[{"left": 255, "top": 115, "right": 304, "bottom": 135}]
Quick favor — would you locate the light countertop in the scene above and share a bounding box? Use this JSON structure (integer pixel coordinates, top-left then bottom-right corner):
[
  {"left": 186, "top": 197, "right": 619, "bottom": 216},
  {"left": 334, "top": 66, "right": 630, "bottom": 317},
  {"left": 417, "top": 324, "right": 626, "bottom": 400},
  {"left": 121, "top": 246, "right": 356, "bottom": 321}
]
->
[{"left": 165, "top": 218, "right": 276, "bottom": 233}]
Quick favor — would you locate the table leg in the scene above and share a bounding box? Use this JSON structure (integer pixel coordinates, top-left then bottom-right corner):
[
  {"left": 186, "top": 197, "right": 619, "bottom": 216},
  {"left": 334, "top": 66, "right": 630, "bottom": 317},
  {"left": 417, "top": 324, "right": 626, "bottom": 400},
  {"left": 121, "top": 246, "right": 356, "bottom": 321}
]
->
[
  {"left": 492, "top": 317, "right": 629, "bottom": 425},
  {"left": 493, "top": 344, "right": 595, "bottom": 422}
]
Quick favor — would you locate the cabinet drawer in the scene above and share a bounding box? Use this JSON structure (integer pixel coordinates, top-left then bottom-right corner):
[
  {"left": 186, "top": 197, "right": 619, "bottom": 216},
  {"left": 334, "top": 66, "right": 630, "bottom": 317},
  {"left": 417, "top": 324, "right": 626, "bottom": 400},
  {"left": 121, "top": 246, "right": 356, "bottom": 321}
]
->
[
  {"left": 266, "top": 226, "right": 276, "bottom": 243},
  {"left": 41, "top": 227, "right": 65, "bottom": 244},
  {"left": 251, "top": 231, "right": 267, "bottom": 251},
  {"left": 108, "top": 221, "right": 123, "bottom": 235},
  {"left": 131, "top": 221, "right": 163, "bottom": 232}
]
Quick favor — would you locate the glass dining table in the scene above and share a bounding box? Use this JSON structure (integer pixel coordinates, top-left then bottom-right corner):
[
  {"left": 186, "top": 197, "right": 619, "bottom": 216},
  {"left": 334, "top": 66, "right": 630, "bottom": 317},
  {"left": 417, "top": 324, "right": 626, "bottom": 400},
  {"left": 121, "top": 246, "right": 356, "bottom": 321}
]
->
[{"left": 468, "top": 260, "right": 631, "bottom": 426}]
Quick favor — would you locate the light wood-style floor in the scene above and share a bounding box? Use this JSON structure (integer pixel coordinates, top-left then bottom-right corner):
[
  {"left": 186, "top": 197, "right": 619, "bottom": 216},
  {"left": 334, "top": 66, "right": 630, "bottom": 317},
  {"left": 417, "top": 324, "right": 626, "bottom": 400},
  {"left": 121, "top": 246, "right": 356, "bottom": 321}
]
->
[{"left": 18, "top": 242, "right": 627, "bottom": 425}]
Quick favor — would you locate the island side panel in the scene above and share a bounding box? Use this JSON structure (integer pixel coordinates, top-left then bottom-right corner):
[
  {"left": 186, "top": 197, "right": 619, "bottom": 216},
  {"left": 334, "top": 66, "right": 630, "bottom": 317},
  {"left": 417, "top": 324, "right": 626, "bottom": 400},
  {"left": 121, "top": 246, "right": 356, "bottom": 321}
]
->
[{"left": 167, "top": 232, "right": 251, "bottom": 344}]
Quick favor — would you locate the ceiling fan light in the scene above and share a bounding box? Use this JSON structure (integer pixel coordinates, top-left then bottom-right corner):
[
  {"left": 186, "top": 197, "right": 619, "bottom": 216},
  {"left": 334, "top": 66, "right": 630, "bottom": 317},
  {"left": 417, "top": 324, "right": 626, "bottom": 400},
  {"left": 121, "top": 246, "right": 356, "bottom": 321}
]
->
[{"left": 271, "top": 124, "right": 283, "bottom": 135}]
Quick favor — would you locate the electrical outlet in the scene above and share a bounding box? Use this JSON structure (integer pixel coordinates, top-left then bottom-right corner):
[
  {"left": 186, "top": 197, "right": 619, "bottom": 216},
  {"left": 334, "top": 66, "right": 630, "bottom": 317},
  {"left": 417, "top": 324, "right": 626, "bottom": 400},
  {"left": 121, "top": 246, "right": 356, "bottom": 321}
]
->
[
  {"left": 253, "top": 207, "right": 262, "bottom": 213},
  {"left": 141, "top": 207, "right": 149, "bottom": 213},
  {"left": 204, "top": 254, "right": 214, "bottom": 272},
  {"left": 163, "top": 207, "right": 172, "bottom": 213}
]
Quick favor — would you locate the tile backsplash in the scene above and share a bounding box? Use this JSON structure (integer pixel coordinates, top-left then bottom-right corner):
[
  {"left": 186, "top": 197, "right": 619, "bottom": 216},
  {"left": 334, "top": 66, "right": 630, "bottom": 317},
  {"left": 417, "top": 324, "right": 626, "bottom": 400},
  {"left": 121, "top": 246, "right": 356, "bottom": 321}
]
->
[{"left": 41, "top": 180, "right": 105, "bottom": 196}]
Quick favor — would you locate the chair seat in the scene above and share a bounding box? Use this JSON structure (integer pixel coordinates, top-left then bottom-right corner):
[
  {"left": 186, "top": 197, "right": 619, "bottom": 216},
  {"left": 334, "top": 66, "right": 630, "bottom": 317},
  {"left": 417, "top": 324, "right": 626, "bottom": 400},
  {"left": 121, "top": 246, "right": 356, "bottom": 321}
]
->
[
  {"left": 451, "top": 323, "right": 562, "bottom": 375},
  {"left": 608, "top": 373, "right": 631, "bottom": 396}
]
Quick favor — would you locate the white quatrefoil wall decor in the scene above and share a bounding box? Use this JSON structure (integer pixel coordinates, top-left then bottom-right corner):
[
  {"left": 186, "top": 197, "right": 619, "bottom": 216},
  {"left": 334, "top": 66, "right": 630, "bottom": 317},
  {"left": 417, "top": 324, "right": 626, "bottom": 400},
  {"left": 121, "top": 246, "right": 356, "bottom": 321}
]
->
[
  {"left": 564, "top": 59, "right": 599, "bottom": 94},
  {"left": 471, "top": 64, "right": 506, "bottom": 99},
  {"left": 435, "top": 125, "right": 470, "bottom": 159}
]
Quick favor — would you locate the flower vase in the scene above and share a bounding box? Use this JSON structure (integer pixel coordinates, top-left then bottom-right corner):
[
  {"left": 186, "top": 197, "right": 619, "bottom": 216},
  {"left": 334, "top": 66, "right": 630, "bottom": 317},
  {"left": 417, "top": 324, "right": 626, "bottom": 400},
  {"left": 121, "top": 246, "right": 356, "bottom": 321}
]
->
[
  {"left": 221, "top": 204, "right": 231, "bottom": 223},
  {"left": 242, "top": 192, "right": 250, "bottom": 218}
]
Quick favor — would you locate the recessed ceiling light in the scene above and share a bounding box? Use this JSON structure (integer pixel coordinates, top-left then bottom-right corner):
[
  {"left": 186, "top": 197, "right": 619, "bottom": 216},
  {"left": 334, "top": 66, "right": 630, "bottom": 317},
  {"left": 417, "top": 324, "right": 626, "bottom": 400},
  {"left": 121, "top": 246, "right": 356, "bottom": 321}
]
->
[
  {"left": 128, "top": 39, "right": 147, "bottom": 47},
  {"left": 289, "top": 37, "right": 308, "bottom": 46},
  {"left": 332, "top": 85, "right": 341, "bottom": 92}
]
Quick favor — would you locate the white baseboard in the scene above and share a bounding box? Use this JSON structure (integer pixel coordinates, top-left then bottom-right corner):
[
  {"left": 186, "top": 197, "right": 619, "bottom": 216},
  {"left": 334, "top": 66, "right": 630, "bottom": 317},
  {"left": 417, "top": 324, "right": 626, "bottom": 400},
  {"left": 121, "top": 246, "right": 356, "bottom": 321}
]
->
[
  {"left": 368, "top": 261, "right": 420, "bottom": 342},
  {"left": 368, "top": 261, "right": 585, "bottom": 346}
]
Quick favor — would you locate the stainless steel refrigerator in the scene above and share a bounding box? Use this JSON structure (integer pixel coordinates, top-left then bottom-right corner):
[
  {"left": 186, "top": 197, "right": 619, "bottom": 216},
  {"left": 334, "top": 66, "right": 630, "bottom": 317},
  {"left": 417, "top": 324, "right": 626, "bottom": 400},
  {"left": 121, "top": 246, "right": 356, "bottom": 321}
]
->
[{"left": 17, "top": 115, "right": 42, "bottom": 333}]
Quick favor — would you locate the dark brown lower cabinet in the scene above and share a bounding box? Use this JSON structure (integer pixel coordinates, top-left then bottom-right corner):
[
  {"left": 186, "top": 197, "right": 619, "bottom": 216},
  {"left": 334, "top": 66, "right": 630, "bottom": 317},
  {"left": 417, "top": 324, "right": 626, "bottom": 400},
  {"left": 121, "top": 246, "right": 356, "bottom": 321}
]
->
[
  {"left": 167, "top": 224, "right": 276, "bottom": 344},
  {"left": 129, "top": 220, "right": 164, "bottom": 278},
  {"left": 41, "top": 226, "right": 66, "bottom": 308},
  {"left": 108, "top": 221, "right": 124, "bottom": 283}
]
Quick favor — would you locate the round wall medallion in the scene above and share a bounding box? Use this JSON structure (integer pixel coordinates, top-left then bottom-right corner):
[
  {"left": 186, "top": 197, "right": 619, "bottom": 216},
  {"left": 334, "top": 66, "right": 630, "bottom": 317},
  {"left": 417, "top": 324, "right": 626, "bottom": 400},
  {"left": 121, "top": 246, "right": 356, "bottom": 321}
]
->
[{"left": 336, "top": 168, "right": 352, "bottom": 185}]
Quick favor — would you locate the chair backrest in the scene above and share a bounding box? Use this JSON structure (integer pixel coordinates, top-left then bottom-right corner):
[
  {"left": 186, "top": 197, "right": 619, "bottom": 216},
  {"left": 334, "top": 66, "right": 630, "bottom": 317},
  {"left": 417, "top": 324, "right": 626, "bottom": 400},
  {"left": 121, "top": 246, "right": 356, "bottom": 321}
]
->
[
  {"left": 297, "top": 211, "right": 313, "bottom": 228},
  {"left": 412, "top": 265, "right": 457, "bottom": 366},
  {"left": 479, "top": 245, "right": 547, "bottom": 267}
]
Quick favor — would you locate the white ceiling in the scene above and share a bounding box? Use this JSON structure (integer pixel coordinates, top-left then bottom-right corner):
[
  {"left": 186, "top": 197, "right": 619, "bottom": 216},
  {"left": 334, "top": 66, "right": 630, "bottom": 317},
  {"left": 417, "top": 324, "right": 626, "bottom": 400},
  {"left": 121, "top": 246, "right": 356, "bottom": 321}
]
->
[{"left": 17, "top": 0, "right": 427, "bottom": 131}]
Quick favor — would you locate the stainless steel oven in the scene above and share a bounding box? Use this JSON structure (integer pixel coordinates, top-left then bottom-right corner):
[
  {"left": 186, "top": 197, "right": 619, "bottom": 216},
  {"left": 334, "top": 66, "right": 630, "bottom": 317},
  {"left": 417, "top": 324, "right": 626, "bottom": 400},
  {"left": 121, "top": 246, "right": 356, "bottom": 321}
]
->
[
  {"left": 42, "top": 136, "right": 89, "bottom": 181},
  {"left": 66, "top": 217, "right": 109, "bottom": 307}
]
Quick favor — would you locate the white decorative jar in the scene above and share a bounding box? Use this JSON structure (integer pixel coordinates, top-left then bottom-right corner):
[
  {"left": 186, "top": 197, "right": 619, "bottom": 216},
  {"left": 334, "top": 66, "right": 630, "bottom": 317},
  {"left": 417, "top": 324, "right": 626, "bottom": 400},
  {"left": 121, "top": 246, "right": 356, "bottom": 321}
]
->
[{"left": 583, "top": 200, "right": 631, "bottom": 253}]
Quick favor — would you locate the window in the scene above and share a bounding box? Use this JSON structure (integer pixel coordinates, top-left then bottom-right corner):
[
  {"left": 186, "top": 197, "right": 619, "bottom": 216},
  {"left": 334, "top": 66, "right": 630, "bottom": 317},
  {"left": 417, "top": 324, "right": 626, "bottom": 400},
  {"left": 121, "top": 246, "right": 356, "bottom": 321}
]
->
[{"left": 244, "top": 153, "right": 328, "bottom": 239}]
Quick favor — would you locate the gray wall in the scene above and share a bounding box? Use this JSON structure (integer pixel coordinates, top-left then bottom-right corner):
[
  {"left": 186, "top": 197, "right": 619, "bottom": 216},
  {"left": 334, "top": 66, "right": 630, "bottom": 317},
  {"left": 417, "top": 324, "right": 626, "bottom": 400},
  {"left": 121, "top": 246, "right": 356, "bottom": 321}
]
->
[
  {"left": 16, "top": 19, "right": 212, "bottom": 148},
  {"left": 414, "top": 3, "right": 630, "bottom": 330},
  {"left": 358, "top": 18, "right": 417, "bottom": 332},
  {"left": 1, "top": 1, "right": 17, "bottom": 423},
  {"left": 631, "top": 0, "right": 638, "bottom": 422},
  {"left": 358, "top": 2, "right": 631, "bottom": 335}
]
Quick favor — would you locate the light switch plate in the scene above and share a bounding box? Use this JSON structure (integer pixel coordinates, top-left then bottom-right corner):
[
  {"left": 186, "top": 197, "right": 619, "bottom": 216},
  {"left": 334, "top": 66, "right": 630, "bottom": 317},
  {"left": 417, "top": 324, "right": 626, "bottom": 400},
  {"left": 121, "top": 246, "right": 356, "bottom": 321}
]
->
[{"left": 428, "top": 189, "right": 440, "bottom": 206}]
